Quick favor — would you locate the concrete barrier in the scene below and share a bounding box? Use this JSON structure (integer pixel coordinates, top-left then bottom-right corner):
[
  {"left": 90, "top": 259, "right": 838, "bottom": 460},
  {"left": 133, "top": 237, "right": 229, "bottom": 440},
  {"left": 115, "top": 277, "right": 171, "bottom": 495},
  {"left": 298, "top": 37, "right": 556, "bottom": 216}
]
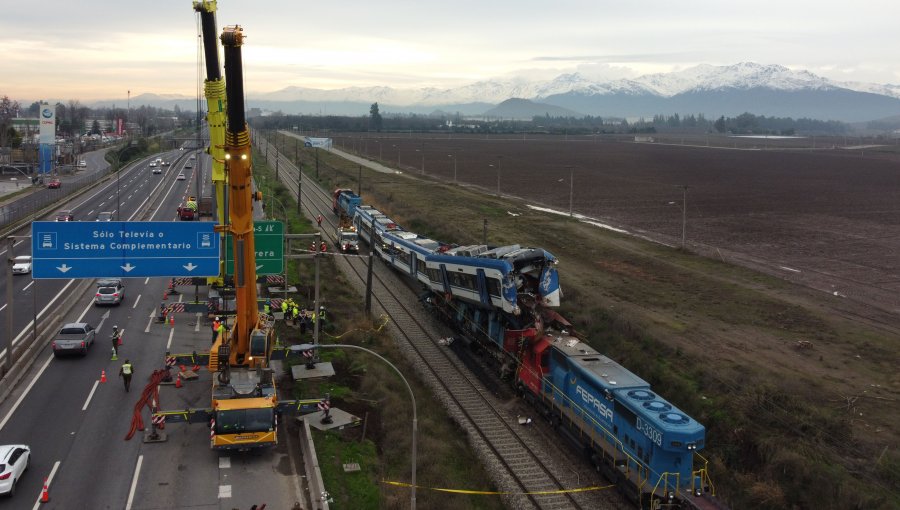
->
[{"left": 297, "top": 417, "right": 330, "bottom": 510}]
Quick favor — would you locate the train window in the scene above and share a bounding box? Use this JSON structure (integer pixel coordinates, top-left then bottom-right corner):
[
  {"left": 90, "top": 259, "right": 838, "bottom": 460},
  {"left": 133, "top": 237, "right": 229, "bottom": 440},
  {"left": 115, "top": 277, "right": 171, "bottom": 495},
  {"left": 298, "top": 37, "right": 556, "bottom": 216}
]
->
[
  {"left": 426, "top": 268, "right": 441, "bottom": 283},
  {"left": 671, "top": 441, "right": 682, "bottom": 447},
  {"left": 486, "top": 277, "right": 501, "bottom": 297},
  {"left": 614, "top": 401, "right": 637, "bottom": 426},
  {"left": 397, "top": 250, "right": 410, "bottom": 267},
  {"left": 637, "top": 446, "right": 643, "bottom": 459},
  {"left": 613, "top": 425, "right": 618, "bottom": 435}
]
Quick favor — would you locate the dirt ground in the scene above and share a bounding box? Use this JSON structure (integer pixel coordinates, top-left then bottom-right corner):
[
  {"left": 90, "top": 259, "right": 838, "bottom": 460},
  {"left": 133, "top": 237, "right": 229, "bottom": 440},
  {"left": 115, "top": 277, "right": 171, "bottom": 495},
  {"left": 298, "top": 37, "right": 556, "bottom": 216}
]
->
[{"left": 316, "top": 133, "right": 900, "bottom": 507}]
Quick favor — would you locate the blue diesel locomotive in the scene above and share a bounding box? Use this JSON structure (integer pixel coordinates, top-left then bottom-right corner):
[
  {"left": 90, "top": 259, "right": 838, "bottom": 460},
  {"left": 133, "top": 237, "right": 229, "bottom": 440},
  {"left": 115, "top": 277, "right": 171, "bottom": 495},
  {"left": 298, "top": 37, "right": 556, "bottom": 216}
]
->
[{"left": 333, "top": 189, "right": 719, "bottom": 509}]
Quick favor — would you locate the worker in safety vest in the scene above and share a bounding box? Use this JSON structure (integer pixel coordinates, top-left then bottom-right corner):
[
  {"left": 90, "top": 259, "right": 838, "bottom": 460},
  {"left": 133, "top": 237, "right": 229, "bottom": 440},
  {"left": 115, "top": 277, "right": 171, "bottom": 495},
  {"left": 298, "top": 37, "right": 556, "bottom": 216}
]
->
[
  {"left": 320, "top": 241, "right": 327, "bottom": 253},
  {"left": 281, "top": 300, "right": 289, "bottom": 315},
  {"left": 111, "top": 326, "right": 121, "bottom": 356},
  {"left": 319, "top": 305, "right": 327, "bottom": 324},
  {"left": 264, "top": 299, "right": 271, "bottom": 315},
  {"left": 310, "top": 242, "right": 316, "bottom": 253},
  {"left": 119, "top": 359, "right": 134, "bottom": 392},
  {"left": 212, "top": 317, "right": 221, "bottom": 343},
  {"left": 316, "top": 214, "right": 323, "bottom": 227},
  {"left": 292, "top": 304, "right": 300, "bottom": 325}
]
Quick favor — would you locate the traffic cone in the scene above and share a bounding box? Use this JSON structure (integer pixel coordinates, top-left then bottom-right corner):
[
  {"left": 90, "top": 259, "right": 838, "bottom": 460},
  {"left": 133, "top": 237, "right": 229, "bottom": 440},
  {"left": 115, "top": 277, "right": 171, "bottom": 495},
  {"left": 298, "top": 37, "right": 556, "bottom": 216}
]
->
[
  {"left": 100, "top": 370, "right": 107, "bottom": 383},
  {"left": 111, "top": 348, "right": 118, "bottom": 361},
  {"left": 118, "top": 335, "right": 123, "bottom": 346},
  {"left": 192, "top": 364, "right": 200, "bottom": 372},
  {"left": 179, "top": 364, "right": 186, "bottom": 372},
  {"left": 163, "top": 290, "right": 168, "bottom": 301},
  {"left": 169, "top": 315, "right": 175, "bottom": 327},
  {"left": 175, "top": 376, "right": 183, "bottom": 389},
  {"left": 40, "top": 478, "right": 49, "bottom": 503}
]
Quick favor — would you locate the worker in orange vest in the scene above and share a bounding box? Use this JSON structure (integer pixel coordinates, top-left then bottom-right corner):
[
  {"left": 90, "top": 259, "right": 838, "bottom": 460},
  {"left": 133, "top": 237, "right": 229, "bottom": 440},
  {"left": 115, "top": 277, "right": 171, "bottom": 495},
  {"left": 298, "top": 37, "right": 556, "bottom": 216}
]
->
[{"left": 320, "top": 241, "right": 327, "bottom": 252}]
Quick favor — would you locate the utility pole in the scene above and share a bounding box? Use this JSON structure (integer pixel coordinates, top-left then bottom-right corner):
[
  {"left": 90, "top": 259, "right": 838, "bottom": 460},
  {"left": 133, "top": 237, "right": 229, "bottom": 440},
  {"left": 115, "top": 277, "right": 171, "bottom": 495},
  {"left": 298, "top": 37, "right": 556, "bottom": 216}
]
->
[
  {"left": 567, "top": 166, "right": 574, "bottom": 217},
  {"left": 315, "top": 147, "right": 319, "bottom": 179},
  {"left": 297, "top": 161, "right": 302, "bottom": 215},
  {"left": 682, "top": 185, "right": 688, "bottom": 250},
  {"left": 495, "top": 155, "right": 502, "bottom": 196},
  {"left": 482, "top": 219, "right": 487, "bottom": 245}
]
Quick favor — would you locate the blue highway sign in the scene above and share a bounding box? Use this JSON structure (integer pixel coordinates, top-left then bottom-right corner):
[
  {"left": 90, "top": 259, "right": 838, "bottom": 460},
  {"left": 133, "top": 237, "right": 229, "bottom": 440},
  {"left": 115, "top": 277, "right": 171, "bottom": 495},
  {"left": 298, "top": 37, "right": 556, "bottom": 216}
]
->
[{"left": 31, "top": 221, "right": 220, "bottom": 279}]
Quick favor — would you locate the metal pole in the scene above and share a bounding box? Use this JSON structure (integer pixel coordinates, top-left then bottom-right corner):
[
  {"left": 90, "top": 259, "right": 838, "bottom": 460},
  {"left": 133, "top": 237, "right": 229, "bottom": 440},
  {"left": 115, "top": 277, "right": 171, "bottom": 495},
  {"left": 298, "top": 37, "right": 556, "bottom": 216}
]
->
[
  {"left": 365, "top": 248, "right": 374, "bottom": 315},
  {"left": 358, "top": 165, "right": 362, "bottom": 194},
  {"left": 297, "top": 162, "right": 302, "bottom": 214},
  {"left": 5, "top": 237, "right": 14, "bottom": 371},
  {"left": 315, "top": 147, "right": 319, "bottom": 179},
  {"left": 496, "top": 156, "right": 501, "bottom": 196},
  {"left": 313, "top": 344, "right": 417, "bottom": 510},
  {"left": 482, "top": 219, "right": 487, "bottom": 246},
  {"left": 682, "top": 185, "right": 688, "bottom": 249},
  {"left": 568, "top": 166, "right": 574, "bottom": 217},
  {"left": 313, "top": 232, "right": 321, "bottom": 346}
]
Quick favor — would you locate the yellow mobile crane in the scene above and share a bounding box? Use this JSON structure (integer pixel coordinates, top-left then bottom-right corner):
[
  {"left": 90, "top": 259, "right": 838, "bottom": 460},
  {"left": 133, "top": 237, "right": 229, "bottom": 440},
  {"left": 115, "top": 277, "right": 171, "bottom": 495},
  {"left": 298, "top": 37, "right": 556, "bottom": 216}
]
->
[
  {"left": 194, "top": 0, "right": 228, "bottom": 284},
  {"left": 155, "top": 23, "right": 319, "bottom": 450}
]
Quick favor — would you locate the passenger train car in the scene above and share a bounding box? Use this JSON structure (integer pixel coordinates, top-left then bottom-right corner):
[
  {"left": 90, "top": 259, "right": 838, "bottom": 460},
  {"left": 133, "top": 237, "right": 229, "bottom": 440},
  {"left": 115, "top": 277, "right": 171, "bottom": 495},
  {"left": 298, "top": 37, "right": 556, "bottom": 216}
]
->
[{"left": 333, "top": 189, "right": 719, "bottom": 509}]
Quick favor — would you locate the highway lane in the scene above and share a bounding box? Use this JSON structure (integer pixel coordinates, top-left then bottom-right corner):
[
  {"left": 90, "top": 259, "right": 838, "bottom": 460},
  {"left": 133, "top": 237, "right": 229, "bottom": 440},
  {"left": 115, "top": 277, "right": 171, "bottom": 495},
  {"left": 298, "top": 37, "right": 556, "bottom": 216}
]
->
[
  {"left": 0, "top": 147, "right": 302, "bottom": 509},
  {"left": 0, "top": 149, "right": 191, "bottom": 365},
  {"left": 0, "top": 148, "right": 207, "bottom": 507}
]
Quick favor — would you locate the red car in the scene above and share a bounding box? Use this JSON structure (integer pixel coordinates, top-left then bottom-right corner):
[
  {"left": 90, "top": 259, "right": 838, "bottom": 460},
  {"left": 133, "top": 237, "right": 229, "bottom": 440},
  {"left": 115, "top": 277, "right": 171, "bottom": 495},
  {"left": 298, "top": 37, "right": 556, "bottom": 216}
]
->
[{"left": 47, "top": 179, "right": 61, "bottom": 189}]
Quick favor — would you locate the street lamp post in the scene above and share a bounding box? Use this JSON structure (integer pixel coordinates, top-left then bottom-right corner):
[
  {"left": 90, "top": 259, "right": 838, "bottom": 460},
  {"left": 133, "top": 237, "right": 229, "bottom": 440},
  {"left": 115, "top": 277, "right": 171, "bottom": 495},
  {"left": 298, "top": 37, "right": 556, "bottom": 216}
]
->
[{"left": 293, "top": 343, "right": 417, "bottom": 510}]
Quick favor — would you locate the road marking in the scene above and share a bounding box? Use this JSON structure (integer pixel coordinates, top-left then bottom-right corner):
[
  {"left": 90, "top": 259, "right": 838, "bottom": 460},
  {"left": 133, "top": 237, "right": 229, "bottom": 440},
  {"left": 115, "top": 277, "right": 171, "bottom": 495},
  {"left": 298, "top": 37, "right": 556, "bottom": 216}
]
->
[
  {"left": 144, "top": 277, "right": 150, "bottom": 284},
  {"left": 218, "top": 485, "right": 232, "bottom": 498},
  {"left": 132, "top": 294, "right": 141, "bottom": 309},
  {"left": 779, "top": 265, "right": 801, "bottom": 273},
  {"left": 194, "top": 313, "right": 202, "bottom": 332},
  {"left": 75, "top": 295, "right": 96, "bottom": 323},
  {"left": 0, "top": 280, "right": 76, "bottom": 362},
  {"left": 0, "top": 354, "right": 54, "bottom": 432},
  {"left": 125, "top": 455, "right": 143, "bottom": 510},
  {"left": 219, "top": 456, "right": 231, "bottom": 468},
  {"left": 23, "top": 281, "right": 34, "bottom": 291},
  {"left": 166, "top": 328, "right": 174, "bottom": 351},
  {"left": 82, "top": 380, "right": 100, "bottom": 411},
  {"left": 0, "top": 304, "right": 5, "bottom": 312},
  {"left": 31, "top": 460, "right": 60, "bottom": 510}
]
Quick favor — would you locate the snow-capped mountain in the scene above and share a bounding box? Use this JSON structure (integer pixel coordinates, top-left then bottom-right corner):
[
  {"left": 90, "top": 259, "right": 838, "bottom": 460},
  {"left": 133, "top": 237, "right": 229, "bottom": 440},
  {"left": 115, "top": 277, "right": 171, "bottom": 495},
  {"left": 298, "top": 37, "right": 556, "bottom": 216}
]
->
[{"left": 94, "top": 63, "right": 900, "bottom": 122}]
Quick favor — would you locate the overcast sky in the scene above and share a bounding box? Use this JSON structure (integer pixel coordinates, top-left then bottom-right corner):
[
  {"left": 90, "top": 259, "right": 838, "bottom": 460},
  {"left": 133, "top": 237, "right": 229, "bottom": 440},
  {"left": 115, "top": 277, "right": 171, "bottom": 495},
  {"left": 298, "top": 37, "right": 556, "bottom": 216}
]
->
[{"left": 3, "top": 1, "right": 898, "bottom": 104}]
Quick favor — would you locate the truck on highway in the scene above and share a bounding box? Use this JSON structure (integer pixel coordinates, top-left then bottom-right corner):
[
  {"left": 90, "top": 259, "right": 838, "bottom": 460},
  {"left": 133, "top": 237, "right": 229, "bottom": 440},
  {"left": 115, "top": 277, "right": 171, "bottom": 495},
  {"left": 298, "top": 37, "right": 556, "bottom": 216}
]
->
[
  {"left": 52, "top": 322, "right": 96, "bottom": 357},
  {"left": 198, "top": 195, "right": 213, "bottom": 217}
]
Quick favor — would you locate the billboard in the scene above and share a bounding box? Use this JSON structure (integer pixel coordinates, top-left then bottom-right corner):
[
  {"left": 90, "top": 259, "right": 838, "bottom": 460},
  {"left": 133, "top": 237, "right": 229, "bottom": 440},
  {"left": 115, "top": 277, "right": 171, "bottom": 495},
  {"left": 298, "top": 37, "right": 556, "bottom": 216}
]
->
[{"left": 38, "top": 104, "right": 55, "bottom": 144}]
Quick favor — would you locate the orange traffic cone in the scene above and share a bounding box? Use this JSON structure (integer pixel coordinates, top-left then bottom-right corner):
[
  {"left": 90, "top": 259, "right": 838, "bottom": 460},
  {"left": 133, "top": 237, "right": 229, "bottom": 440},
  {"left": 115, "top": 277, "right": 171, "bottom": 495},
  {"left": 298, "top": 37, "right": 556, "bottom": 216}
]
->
[
  {"left": 163, "top": 290, "right": 168, "bottom": 301},
  {"left": 40, "top": 477, "right": 50, "bottom": 503},
  {"left": 169, "top": 315, "right": 175, "bottom": 327},
  {"left": 192, "top": 364, "right": 200, "bottom": 372},
  {"left": 179, "top": 364, "right": 186, "bottom": 372},
  {"left": 100, "top": 370, "right": 107, "bottom": 383},
  {"left": 175, "top": 376, "right": 183, "bottom": 389}
]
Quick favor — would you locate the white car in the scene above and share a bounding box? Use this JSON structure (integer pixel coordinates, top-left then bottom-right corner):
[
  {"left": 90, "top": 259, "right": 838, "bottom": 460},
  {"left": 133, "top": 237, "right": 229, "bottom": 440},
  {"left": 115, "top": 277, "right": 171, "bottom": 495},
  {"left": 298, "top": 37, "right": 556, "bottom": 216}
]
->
[
  {"left": 0, "top": 444, "right": 30, "bottom": 496},
  {"left": 176, "top": 172, "right": 186, "bottom": 181},
  {"left": 11, "top": 256, "right": 32, "bottom": 275}
]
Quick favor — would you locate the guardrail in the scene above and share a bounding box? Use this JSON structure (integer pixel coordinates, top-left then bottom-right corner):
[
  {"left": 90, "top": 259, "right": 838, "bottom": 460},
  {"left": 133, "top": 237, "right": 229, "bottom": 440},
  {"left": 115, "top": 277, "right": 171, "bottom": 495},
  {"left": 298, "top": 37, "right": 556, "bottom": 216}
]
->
[{"left": 297, "top": 417, "right": 330, "bottom": 510}]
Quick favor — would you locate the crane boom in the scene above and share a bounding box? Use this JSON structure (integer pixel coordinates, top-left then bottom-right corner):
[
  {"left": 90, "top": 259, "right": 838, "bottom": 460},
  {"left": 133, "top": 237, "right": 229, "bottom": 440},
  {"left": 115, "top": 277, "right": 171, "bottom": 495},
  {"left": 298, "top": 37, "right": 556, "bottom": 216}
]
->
[{"left": 193, "top": 0, "right": 228, "bottom": 282}]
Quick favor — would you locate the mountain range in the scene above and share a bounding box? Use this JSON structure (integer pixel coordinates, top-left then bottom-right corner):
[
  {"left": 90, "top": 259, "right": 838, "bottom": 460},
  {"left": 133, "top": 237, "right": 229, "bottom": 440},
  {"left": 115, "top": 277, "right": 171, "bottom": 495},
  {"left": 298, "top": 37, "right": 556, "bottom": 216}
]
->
[{"left": 95, "top": 63, "right": 900, "bottom": 123}]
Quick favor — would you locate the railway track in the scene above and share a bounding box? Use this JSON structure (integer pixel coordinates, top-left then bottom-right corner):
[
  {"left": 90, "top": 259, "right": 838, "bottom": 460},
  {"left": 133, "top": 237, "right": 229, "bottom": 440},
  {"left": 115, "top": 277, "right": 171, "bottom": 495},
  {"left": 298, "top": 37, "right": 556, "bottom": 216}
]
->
[{"left": 253, "top": 132, "right": 619, "bottom": 510}]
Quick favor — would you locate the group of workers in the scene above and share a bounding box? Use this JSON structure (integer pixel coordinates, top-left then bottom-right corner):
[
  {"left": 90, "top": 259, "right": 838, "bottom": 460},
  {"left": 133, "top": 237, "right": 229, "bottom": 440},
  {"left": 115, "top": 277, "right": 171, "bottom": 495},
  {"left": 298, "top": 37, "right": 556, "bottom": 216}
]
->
[
  {"left": 309, "top": 241, "right": 328, "bottom": 253},
  {"left": 279, "top": 298, "right": 327, "bottom": 334}
]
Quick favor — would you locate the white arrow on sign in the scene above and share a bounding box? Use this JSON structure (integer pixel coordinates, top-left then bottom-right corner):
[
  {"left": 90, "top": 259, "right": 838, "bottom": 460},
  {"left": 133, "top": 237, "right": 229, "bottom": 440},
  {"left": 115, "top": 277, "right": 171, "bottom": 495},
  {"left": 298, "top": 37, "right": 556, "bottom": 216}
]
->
[
  {"left": 256, "top": 264, "right": 264, "bottom": 270},
  {"left": 121, "top": 263, "right": 136, "bottom": 272},
  {"left": 57, "top": 264, "right": 73, "bottom": 273},
  {"left": 183, "top": 263, "right": 198, "bottom": 272}
]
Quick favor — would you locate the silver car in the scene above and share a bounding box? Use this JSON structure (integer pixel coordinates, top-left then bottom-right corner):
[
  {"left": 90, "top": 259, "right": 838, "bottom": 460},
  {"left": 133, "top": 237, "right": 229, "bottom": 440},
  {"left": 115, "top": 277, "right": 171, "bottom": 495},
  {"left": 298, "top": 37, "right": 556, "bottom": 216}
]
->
[{"left": 95, "top": 278, "right": 125, "bottom": 305}]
